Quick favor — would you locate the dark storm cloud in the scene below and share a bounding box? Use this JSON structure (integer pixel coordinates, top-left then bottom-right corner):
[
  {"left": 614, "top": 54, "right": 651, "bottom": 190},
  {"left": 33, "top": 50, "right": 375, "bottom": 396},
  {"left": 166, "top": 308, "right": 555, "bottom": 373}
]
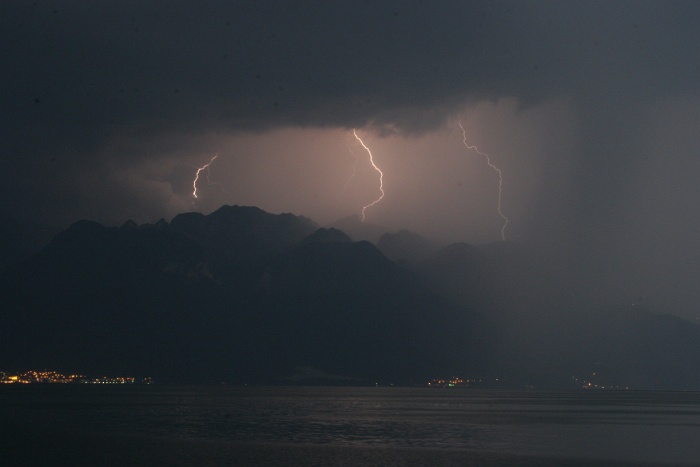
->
[
  {"left": 3, "top": 0, "right": 700, "bottom": 319},
  {"left": 3, "top": 0, "right": 511, "bottom": 138},
  {"left": 2, "top": 0, "right": 697, "bottom": 195},
  {"left": 1, "top": 0, "right": 698, "bottom": 197},
  {"left": 4, "top": 0, "right": 698, "bottom": 143}
]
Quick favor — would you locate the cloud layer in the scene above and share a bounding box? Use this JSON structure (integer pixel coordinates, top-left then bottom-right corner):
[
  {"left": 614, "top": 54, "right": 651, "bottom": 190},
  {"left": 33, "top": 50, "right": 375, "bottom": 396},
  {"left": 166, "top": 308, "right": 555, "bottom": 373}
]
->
[{"left": 3, "top": 1, "right": 700, "bottom": 318}]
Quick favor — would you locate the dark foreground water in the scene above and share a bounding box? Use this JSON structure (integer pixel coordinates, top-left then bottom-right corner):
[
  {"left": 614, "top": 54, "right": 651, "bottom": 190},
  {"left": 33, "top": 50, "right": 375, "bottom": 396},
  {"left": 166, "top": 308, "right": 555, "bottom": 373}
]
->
[{"left": 2, "top": 386, "right": 699, "bottom": 466}]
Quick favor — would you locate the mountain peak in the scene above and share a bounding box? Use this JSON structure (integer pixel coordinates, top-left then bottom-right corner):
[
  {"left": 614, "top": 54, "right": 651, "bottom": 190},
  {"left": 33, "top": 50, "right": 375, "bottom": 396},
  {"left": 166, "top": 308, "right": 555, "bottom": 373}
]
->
[
  {"left": 301, "top": 228, "right": 352, "bottom": 245},
  {"left": 326, "top": 214, "right": 387, "bottom": 243}
]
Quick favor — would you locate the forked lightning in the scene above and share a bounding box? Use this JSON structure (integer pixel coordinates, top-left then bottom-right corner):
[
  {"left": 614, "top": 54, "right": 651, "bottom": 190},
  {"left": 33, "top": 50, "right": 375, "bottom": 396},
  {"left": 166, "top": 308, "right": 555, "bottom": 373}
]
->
[
  {"left": 192, "top": 154, "right": 226, "bottom": 199},
  {"left": 353, "top": 129, "right": 385, "bottom": 222},
  {"left": 458, "top": 120, "right": 509, "bottom": 240}
]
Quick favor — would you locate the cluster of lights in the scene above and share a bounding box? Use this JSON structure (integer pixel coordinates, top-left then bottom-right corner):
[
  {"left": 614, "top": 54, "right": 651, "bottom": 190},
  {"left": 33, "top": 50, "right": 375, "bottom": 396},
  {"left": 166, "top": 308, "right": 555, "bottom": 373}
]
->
[
  {"left": 0, "top": 370, "right": 152, "bottom": 385},
  {"left": 572, "top": 374, "right": 629, "bottom": 390},
  {"left": 427, "top": 377, "right": 480, "bottom": 387}
]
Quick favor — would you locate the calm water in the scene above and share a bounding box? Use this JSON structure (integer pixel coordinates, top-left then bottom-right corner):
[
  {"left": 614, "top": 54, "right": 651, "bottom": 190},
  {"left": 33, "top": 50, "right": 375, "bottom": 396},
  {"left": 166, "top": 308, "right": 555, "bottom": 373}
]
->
[{"left": 3, "top": 386, "right": 700, "bottom": 465}]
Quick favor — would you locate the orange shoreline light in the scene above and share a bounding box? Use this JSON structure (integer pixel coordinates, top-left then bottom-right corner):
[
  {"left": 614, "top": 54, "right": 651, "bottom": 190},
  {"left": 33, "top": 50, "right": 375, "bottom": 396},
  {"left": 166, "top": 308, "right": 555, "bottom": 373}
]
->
[{"left": 0, "top": 370, "right": 152, "bottom": 384}]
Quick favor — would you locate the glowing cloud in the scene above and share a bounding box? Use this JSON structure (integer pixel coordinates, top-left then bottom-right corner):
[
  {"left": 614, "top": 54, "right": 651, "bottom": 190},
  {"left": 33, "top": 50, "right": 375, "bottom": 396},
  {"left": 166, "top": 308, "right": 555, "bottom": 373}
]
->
[
  {"left": 458, "top": 119, "right": 509, "bottom": 240},
  {"left": 353, "top": 129, "right": 385, "bottom": 222},
  {"left": 343, "top": 147, "right": 360, "bottom": 193}
]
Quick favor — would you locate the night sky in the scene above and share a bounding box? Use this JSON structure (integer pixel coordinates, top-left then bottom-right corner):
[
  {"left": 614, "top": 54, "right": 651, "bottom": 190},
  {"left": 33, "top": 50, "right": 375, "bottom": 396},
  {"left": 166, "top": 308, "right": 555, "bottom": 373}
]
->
[{"left": 3, "top": 1, "right": 700, "bottom": 320}]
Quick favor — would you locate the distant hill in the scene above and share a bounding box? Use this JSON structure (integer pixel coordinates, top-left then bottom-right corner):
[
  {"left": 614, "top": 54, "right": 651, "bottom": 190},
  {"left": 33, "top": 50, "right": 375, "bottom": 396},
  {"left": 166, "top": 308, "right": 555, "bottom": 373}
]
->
[
  {"left": 168, "top": 205, "right": 319, "bottom": 293},
  {"left": 376, "top": 230, "right": 442, "bottom": 264},
  {"left": 0, "top": 205, "right": 477, "bottom": 384},
  {"left": 325, "top": 214, "right": 388, "bottom": 243},
  {"left": 0, "top": 214, "right": 53, "bottom": 273},
  {"left": 1, "top": 204, "right": 700, "bottom": 389},
  {"left": 413, "top": 241, "right": 700, "bottom": 389}
]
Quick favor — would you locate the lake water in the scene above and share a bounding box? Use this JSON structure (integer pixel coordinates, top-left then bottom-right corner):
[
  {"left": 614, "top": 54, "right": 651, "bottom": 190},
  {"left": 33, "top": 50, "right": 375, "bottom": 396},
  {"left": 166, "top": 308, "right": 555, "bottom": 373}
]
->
[{"left": 2, "top": 386, "right": 700, "bottom": 465}]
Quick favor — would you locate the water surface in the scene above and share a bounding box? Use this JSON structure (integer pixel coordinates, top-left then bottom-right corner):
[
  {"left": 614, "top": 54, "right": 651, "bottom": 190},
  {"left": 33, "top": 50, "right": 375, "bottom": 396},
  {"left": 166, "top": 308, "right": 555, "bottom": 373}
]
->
[{"left": 2, "top": 386, "right": 699, "bottom": 465}]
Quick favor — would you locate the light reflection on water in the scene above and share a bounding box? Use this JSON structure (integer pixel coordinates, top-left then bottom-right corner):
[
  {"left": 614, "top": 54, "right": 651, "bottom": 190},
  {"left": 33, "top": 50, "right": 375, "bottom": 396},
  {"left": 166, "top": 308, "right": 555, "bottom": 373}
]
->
[{"left": 4, "top": 386, "right": 700, "bottom": 464}]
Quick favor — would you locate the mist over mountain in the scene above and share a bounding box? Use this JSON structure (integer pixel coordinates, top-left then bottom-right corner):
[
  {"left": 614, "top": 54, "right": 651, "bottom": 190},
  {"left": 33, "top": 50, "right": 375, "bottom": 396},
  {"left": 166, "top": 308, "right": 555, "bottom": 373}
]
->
[
  {"left": 1, "top": 205, "right": 699, "bottom": 389},
  {"left": 376, "top": 230, "right": 442, "bottom": 264},
  {"left": 325, "top": 215, "right": 388, "bottom": 244}
]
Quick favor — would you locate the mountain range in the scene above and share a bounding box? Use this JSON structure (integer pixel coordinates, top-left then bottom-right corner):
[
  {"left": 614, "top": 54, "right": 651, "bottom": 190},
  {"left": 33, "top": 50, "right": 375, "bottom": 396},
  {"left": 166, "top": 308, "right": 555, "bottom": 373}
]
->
[{"left": 2, "top": 205, "right": 699, "bottom": 389}]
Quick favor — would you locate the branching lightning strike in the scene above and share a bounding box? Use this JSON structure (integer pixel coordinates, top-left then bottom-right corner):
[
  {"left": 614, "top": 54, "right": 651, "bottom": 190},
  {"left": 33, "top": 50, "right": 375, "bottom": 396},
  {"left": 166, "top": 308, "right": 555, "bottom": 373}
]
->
[
  {"left": 192, "top": 154, "right": 226, "bottom": 199},
  {"left": 458, "top": 119, "right": 509, "bottom": 241},
  {"left": 353, "top": 129, "right": 385, "bottom": 222}
]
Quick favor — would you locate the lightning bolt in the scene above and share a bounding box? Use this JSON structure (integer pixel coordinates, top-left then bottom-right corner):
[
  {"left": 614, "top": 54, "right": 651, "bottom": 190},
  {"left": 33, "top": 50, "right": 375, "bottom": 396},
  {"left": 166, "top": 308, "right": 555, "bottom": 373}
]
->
[
  {"left": 458, "top": 119, "right": 509, "bottom": 241},
  {"left": 353, "top": 129, "right": 385, "bottom": 222},
  {"left": 192, "top": 154, "right": 226, "bottom": 199}
]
